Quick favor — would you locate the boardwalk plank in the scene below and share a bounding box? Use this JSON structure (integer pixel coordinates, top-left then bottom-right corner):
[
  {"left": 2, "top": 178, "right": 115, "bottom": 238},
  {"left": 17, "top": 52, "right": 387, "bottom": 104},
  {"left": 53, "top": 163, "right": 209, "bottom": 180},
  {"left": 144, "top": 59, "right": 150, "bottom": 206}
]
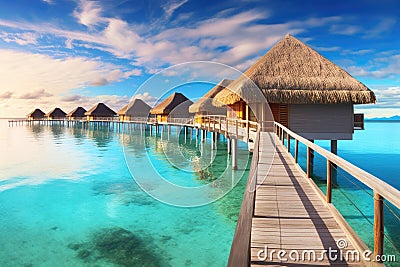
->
[{"left": 250, "top": 132, "right": 363, "bottom": 266}]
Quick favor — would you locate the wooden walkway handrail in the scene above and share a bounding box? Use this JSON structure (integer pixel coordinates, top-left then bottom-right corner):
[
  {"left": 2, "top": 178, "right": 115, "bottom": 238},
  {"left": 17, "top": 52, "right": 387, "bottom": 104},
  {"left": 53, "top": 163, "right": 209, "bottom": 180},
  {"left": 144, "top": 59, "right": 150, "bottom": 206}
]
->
[
  {"left": 275, "top": 121, "right": 400, "bottom": 260},
  {"left": 274, "top": 122, "right": 400, "bottom": 209},
  {"left": 227, "top": 129, "right": 260, "bottom": 267}
]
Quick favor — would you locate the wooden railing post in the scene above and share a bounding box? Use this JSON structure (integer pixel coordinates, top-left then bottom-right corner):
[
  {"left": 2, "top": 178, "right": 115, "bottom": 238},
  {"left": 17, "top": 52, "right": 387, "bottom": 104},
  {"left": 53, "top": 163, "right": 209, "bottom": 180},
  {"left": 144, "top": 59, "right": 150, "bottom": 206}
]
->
[
  {"left": 235, "top": 119, "right": 238, "bottom": 137},
  {"left": 326, "top": 160, "right": 332, "bottom": 203},
  {"left": 287, "top": 133, "right": 290, "bottom": 152},
  {"left": 281, "top": 129, "right": 285, "bottom": 145},
  {"left": 374, "top": 192, "right": 384, "bottom": 261},
  {"left": 307, "top": 146, "right": 312, "bottom": 178},
  {"left": 294, "top": 140, "right": 299, "bottom": 163}
]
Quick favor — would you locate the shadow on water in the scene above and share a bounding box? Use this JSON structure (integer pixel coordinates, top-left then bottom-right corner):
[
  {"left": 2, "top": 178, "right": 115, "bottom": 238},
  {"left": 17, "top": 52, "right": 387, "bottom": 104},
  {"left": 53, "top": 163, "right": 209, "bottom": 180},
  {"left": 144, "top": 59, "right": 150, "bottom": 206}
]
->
[{"left": 68, "top": 227, "right": 171, "bottom": 267}]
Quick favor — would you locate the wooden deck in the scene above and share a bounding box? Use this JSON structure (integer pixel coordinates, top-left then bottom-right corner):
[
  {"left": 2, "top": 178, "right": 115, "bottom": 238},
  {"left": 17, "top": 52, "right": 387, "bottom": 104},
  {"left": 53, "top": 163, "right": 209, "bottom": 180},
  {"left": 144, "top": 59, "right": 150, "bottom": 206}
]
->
[{"left": 250, "top": 132, "right": 362, "bottom": 266}]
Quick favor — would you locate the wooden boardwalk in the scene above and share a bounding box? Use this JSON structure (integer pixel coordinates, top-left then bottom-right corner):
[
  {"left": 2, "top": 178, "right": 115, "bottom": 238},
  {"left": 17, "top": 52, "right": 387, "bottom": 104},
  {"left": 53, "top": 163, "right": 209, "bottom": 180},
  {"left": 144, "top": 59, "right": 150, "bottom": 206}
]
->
[{"left": 250, "top": 132, "right": 362, "bottom": 266}]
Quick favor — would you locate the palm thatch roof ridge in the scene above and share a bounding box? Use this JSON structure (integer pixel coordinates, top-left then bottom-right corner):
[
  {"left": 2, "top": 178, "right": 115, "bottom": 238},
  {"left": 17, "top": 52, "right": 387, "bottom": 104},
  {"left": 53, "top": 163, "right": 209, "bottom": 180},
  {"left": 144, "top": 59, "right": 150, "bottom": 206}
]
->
[
  {"left": 118, "top": 99, "right": 151, "bottom": 116},
  {"left": 66, "top": 107, "right": 87, "bottom": 117},
  {"left": 150, "top": 92, "right": 193, "bottom": 115},
  {"left": 46, "top": 107, "right": 66, "bottom": 117},
  {"left": 85, "top": 103, "right": 117, "bottom": 116},
  {"left": 213, "top": 34, "right": 376, "bottom": 106},
  {"left": 189, "top": 79, "right": 233, "bottom": 113}
]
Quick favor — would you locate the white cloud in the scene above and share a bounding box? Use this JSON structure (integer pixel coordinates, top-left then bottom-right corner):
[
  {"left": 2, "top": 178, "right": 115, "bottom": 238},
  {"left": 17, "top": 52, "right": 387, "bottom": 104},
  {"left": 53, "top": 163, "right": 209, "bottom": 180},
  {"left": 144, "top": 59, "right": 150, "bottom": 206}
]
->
[
  {"left": 311, "top": 45, "right": 341, "bottom": 52},
  {"left": 19, "top": 89, "right": 53, "bottom": 99},
  {"left": 162, "top": 0, "right": 189, "bottom": 19},
  {"left": 124, "top": 68, "right": 142, "bottom": 77},
  {"left": 65, "top": 38, "right": 73, "bottom": 49},
  {"left": 341, "top": 49, "right": 374, "bottom": 55},
  {"left": 0, "top": 91, "right": 13, "bottom": 99},
  {"left": 0, "top": 32, "right": 38, "bottom": 45},
  {"left": 131, "top": 92, "right": 157, "bottom": 106},
  {"left": 330, "top": 24, "right": 361, "bottom": 35},
  {"left": 0, "top": 7, "right": 340, "bottom": 72},
  {"left": 347, "top": 54, "right": 400, "bottom": 79},
  {"left": 61, "top": 94, "right": 83, "bottom": 102},
  {"left": 100, "top": 18, "right": 143, "bottom": 58},
  {"left": 364, "top": 18, "right": 396, "bottom": 38},
  {"left": 0, "top": 49, "right": 137, "bottom": 96},
  {"left": 73, "top": 0, "right": 104, "bottom": 28},
  {"left": 42, "top": 0, "right": 54, "bottom": 4},
  {"left": 89, "top": 77, "right": 109, "bottom": 86}
]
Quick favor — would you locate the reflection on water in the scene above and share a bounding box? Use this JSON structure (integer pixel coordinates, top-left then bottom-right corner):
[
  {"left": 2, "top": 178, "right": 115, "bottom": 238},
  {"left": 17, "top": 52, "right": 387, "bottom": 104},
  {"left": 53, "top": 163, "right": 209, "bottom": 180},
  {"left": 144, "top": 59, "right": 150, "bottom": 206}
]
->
[
  {"left": 0, "top": 119, "right": 250, "bottom": 266},
  {"left": 86, "top": 127, "right": 114, "bottom": 148},
  {"left": 30, "top": 123, "right": 45, "bottom": 140},
  {"left": 50, "top": 124, "right": 65, "bottom": 141}
]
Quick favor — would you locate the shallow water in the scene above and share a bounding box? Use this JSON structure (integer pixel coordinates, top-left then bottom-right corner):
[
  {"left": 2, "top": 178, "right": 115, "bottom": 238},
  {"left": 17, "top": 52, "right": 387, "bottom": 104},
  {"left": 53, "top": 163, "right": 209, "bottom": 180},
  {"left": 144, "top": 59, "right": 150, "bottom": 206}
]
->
[{"left": 0, "top": 120, "right": 251, "bottom": 266}]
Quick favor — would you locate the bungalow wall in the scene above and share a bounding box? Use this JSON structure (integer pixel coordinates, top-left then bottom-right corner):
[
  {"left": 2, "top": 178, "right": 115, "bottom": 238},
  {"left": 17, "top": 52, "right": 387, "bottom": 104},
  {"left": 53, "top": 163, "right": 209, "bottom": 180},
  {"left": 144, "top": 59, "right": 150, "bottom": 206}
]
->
[
  {"left": 28, "top": 115, "right": 44, "bottom": 120},
  {"left": 157, "top": 115, "right": 168, "bottom": 122},
  {"left": 288, "top": 104, "right": 354, "bottom": 140},
  {"left": 228, "top": 100, "right": 257, "bottom": 122},
  {"left": 228, "top": 101, "right": 246, "bottom": 120}
]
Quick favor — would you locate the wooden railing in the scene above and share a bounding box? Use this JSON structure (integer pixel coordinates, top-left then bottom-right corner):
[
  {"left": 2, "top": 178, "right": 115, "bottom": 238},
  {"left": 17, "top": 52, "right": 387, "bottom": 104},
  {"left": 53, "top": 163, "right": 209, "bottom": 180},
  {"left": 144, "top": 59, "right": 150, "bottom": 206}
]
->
[
  {"left": 166, "top": 117, "right": 194, "bottom": 125},
  {"left": 198, "top": 115, "right": 258, "bottom": 140},
  {"left": 274, "top": 121, "right": 400, "bottom": 260},
  {"left": 227, "top": 129, "right": 260, "bottom": 267},
  {"left": 122, "top": 117, "right": 149, "bottom": 123},
  {"left": 88, "top": 116, "right": 119, "bottom": 122}
]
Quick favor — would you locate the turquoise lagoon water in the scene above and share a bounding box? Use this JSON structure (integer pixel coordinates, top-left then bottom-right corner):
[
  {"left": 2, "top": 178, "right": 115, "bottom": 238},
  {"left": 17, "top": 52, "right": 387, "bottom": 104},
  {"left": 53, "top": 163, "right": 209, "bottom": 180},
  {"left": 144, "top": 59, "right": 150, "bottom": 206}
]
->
[
  {"left": 1, "top": 119, "right": 399, "bottom": 266},
  {"left": 0, "top": 120, "right": 251, "bottom": 267}
]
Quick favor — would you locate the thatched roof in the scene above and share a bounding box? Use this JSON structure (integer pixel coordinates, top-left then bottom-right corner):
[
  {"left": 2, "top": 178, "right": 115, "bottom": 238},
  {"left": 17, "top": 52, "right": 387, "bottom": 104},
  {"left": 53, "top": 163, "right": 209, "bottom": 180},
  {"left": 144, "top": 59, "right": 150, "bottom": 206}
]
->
[
  {"left": 189, "top": 79, "right": 233, "bottom": 114},
  {"left": 117, "top": 99, "right": 151, "bottom": 116},
  {"left": 66, "top": 106, "right": 87, "bottom": 117},
  {"left": 27, "top": 108, "right": 45, "bottom": 118},
  {"left": 85, "top": 103, "right": 116, "bottom": 116},
  {"left": 46, "top": 107, "right": 66, "bottom": 118},
  {"left": 213, "top": 34, "right": 376, "bottom": 106},
  {"left": 150, "top": 92, "right": 193, "bottom": 115}
]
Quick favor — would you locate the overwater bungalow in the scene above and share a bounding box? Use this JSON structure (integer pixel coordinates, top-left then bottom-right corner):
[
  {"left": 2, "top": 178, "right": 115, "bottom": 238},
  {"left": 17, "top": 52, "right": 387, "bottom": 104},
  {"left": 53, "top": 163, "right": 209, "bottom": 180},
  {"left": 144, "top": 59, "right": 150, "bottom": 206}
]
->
[
  {"left": 27, "top": 108, "right": 45, "bottom": 120},
  {"left": 150, "top": 92, "right": 193, "bottom": 123},
  {"left": 189, "top": 79, "right": 232, "bottom": 123},
  {"left": 85, "top": 103, "right": 117, "bottom": 121},
  {"left": 117, "top": 99, "right": 151, "bottom": 122},
  {"left": 46, "top": 108, "right": 66, "bottom": 120},
  {"left": 66, "top": 107, "right": 87, "bottom": 120},
  {"left": 213, "top": 34, "right": 376, "bottom": 148}
]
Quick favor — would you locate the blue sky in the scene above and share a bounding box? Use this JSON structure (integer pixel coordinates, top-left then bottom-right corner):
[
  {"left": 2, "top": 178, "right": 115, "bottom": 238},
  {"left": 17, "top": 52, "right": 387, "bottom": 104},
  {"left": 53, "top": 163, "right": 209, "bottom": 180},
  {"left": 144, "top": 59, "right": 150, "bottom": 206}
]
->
[{"left": 0, "top": 0, "right": 399, "bottom": 118}]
